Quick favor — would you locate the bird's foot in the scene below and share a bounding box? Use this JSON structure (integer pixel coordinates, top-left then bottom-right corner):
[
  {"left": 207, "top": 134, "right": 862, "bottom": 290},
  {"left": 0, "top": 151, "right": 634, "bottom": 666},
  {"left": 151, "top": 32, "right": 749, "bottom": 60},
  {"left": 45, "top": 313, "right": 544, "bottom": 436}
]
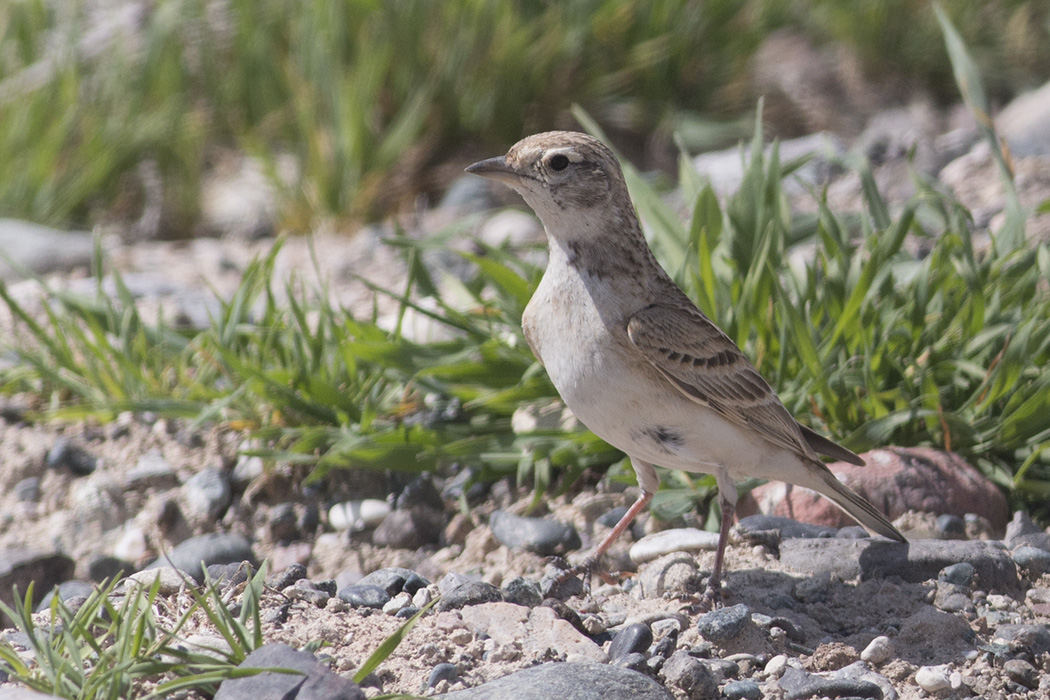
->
[{"left": 543, "top": 554, "right": 622, "bottom": 599}]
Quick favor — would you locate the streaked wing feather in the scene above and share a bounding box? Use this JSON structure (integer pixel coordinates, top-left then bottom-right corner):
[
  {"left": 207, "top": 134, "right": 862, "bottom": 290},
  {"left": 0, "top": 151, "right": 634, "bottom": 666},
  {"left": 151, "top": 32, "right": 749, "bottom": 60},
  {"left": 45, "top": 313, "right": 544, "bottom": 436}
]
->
[{"left": 626, "top": 302, "right": 813, "bottom": 460}]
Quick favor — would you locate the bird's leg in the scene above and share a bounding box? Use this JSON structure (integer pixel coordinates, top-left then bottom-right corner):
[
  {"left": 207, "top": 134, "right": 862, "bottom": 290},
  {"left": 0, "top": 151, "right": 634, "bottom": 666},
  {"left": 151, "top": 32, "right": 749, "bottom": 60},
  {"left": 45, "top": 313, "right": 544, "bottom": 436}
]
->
[
  {"left": 703, "top": 470, "right": 739, "bottom": 607},
  {"left": 554, "top": 490, "right": 653, "bottom": 585}
]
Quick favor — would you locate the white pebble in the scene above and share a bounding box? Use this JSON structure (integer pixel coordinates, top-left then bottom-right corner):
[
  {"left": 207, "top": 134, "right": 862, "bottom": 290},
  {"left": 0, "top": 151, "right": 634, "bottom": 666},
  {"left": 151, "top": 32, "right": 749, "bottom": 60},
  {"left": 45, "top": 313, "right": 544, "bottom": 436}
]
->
[
  {"left": 950, "top": 670, "right": 963, "bottom": 690},
  {"left": 860, "top": 635, "right": 894, "bottom": 665},
  {"left": 986, "top": 594, "right": 1013, "bottom": 610},
  {"left": 412, "top": 586, "right": 433, "bottom": 608},
  {"left": 915, "top": 665, "right": 951, "bottom": 693},
  {"left": 382, "top": 591, "right": 412, "bottom": 615},
  {"left": 764, "top": 654, "right": 789, "bottom": 678},
  {"left": 628, "top": 528, "right": 720, "bottom": 563},
  {"left": 328, "top": 499, "right": 391, "bottom": 531}
]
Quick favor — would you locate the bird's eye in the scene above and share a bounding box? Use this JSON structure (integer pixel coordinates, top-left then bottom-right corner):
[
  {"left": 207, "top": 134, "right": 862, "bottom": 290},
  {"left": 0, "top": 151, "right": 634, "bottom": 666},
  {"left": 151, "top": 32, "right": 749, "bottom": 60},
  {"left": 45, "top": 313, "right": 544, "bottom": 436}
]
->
[{"left": 548, "top": 154, "right": 570, "bottom": 171}]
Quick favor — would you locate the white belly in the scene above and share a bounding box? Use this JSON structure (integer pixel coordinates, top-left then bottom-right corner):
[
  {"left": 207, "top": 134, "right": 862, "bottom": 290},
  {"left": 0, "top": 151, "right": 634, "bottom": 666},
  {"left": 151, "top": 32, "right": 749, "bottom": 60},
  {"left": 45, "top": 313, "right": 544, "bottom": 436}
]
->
[{"left": 522, "top": 270, "right": 782, "bottom": 480}]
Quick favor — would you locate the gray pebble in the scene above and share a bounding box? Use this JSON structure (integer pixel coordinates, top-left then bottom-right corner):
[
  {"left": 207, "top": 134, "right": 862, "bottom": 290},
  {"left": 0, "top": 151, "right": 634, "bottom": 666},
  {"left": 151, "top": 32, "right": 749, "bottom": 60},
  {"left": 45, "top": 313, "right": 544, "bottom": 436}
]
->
[
  {"left": 437, "top": 661, "right": 673, "bottom": 700},
  {"left": 608, "top": 623, "right": 652, "bottom": 661},
  {"left": 181, "top": 468, "right": 232, "bottom": 522},
  {"left": 939, "top": 562, "right": 975, "bottom": 587},
  {"left": 735, "top": 515, "right": 838, "bottom": 540},
  {"left": 993, "top": 624, "right": 1050, "bottom": 656},
  {"left": 13, "top": 477, "right": 40, "bottom": 503},
  {"left": 724, "top": 679, "right": 762, "bottom": 700},
  {"left": 1003, "top": 658, "right": 1039, "bottom": 689},
  {"left": 358, "top": 567, "right": 431, "bottom": 596},
  {"left": 337, "top": 584, "right": 390, "bottom": 609},
  {"left": 935, "top": 514, "right": 966, "bottom": 539},
  {"left": 696, "top": 604, "right": 751, "bottom": 645},
  {"left": 46, "top": 438, "right": 96, "bottom": 476},
  {"left": 610, "top": 652, "right": 649, "bottom": 674},
  {"left": 267, "top": 563, "right": 307, "bottom": 590},
  {"left": 267, "top": 503, "right": 300, "bottom": 543},
  {"left": 372, "top": 507, "right": 444, "bottom": 549},
  {"left": 501, "top": 576, "right": 542, "bottom": 607},
  {"left": 597, "top": 506, "right": 629, "bottom": 528},
  {"left": 658, "top": 651, "right": 717, "bottom": 698},
  {"left": 34, "top": 580, "right": 96, "bottom": 612},
  {"left": 1012, "top": 545, "right": 1050, "bottom": 576},
  {"left": 143, "top": 532, "right": 256, "bottom": 584},
  {"left": 213, "top": 642, "right": 364, "bottom": 700},
  {"left": 437, "top": 580, "right": 502, "bottom": 611},
  {"left": 428, "top": 662, "right": 459, "bottom": 688},
  {"left": 489, "top": 510, "right": 581, "bottom": 556},
  {"left": 860, "top": 636, "right": 894, "bottom": 665}
]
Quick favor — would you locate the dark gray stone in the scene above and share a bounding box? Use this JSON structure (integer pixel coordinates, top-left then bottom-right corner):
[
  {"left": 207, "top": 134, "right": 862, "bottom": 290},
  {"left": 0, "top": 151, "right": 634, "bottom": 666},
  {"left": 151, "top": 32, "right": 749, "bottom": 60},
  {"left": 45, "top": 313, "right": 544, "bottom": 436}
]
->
[
  {"left": 489, "top": 510, "right": 581, "bottom": 556},
  {"left": 182, "top": 468, "right": 232, "bottom": 522},
  {"left": 428, "top": 663, "right": 459, "bottom": 688},
  {"left": 696, "top": 604, "right": 751, "bottom": 644},
  {"left": 939, "top": 562, "right": 975, "bottom": 587},
  {"left": 438, "top": 661, "right": 672, "bottom": 699},
  {"left": 780, "top": 538, "right": 1019, "bottom": 593},
  {"left": 46, "top": 438, "right": 96, "bottom": 476},
  {"left": 357, "top": 567, "right": 430, "bottom": 596},
  {"left": 124, "top": 451, "right": 179, "bottom": 490},
  {"left": 993, "top": 624, "right": 1050, "bottom": 656},
  {"left": 206, "top": 562, "right": 251, "bottom": 587},
  {"left": 785, "top": 676, "right": 883, "bottom": 699},
  {"left": 372, "top": 507, "right": 444, "bottom": 549},
  {"left": 658, "top": 651, "right": 717, "bottom": 698},
  {"left": 267, "top": 563, "right": 307, "bottom": 590},
  {"left": 0, "top": 549, "right": 75, "bottom": 625},
  {"left": 736, "top": 515, "right": 838, "bottom": 540},
  {"left": 724, "top": 679, "right": 762, "bottom": 700},
  {"left": 611, "top": 651, "right": 649, "bottom": 674},
  {"left": 337, "top": 585, "right": 390, "bottom": 609},
  {"left": 213, "top": 642, "right": 364, "bottom": 700},
  {"left": 438, "top": 581, "right": 503, "bottom": 611},
  {"left": 268, "top": 502, "right": 300, "bottom": 543},
  {"left": 35, "top": 580, "right": 96, "bottom": 612},
  {"left": 597, "top": 506, "right": 630, "bottom": 528},
  {"left": 1003, "top": 658, "right": 1039, "bottom": 689},
  {"left": 396, "top": 475, "right": 444, "bottom": 511},
  {"left": 1013, "top": 546, "right": 1050, "bottom": 576},
  {"left": 501, "top": 576, "right": 542, "bottom": 607},
  {"left": 935, "top": 514, "right": 966, "bottom": 540},
  {"left": 607, "top": 623, "right": 652, "bottom": 661},
  {"left": 86, "top": 555, "right": 133, "bottom": 583},
  {"left": 143, "top": 532, "right": 256, "bottom": 584}
]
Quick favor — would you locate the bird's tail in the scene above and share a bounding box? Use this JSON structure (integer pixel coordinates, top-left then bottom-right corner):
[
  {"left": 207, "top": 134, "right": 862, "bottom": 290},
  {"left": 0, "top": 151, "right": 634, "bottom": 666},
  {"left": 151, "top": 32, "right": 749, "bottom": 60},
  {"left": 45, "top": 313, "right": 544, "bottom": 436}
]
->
[{"left": 807, "top": 463, "right": 906, "bottom": 542}]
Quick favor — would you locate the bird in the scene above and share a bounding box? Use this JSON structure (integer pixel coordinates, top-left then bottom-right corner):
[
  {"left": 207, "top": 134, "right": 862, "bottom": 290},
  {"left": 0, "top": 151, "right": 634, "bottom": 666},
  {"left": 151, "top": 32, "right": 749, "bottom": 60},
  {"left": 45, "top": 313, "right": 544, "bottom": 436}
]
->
[{"left": 466, "top": 131, "right": 905, "bottom": 602}]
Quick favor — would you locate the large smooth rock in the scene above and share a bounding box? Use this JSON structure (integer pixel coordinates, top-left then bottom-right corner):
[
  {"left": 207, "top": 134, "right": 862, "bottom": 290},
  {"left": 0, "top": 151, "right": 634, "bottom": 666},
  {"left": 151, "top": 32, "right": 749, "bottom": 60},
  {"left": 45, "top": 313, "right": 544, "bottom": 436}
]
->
[
  {"left": 997, "top": 79, "right": 1050, "bottom": 156},
  {"left": 213, "top": 643, "right": 364, "bottom": 700},
  {"left": 438, "top": 661, "right": 672, "bottom": 700},
  {"left": 0, "top": 219, "right": 95, "bottom": 281},
  {"left": 143, "top": 532, "right": 256, "bottom": 584},
  {"left": 780, "top": 538, "right": 1018, "bottom": 594},
  {"left": 740, "top": 447, "right": 1009, "bottom": 531},
  {"left": 489, "top": 510, "right": 581, "bottom": 556},
  {"left": 0, "top": 548, "right": 75, "bottom": 625}
]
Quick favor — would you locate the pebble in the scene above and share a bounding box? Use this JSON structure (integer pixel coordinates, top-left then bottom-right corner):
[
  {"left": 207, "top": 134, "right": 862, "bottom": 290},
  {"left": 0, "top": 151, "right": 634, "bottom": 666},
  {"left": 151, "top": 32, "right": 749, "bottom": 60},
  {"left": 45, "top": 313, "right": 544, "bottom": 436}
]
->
[
  {"left": 34, "top": 580, "right": 96, "bottom": 612},
  {"left": 268, "top": 502, "right": 300, "bottom": 543},
  {"left": 437, "top": 580, "right": 503, "bottom": 611},
  {"left": 658, "top": 651, "right": 717, "bottom": 699},
  {"left": 628, "top": 528, "right": 720, "bottom": 563},
  {"left": 696, "top": 604, "right": 751, "bottom": 645},
  {"left": 724, "top": 679, "right": 762, "bottom": 700},
  {"left": 611, "top": 652, "right": 649, "bottom": 673},
  {"left": 428, "top": 662, "right": 459, "bottom": 688},
  {"left": 438, "top": 661, "right": 673, "bottom": 700},
  {"left": 764, "top": 655, "right": 792, "bottom": 678},
  {"left": 860, "top": 635, "right": 894, "bottom": 664},
  {"left": 1003, "top": 658, "right": 1039, "bottom": 689},
  {"left": 181, "top": 468, "right": 232, "bottom": 522},
  {"left": 412, "top": 586, "right": 433, "bottom": 609},
  {"left": 489, "top": 510, "right": 582, "bottom": 556},
  {"left": 373, "top": 506, "right": 444, "bottom": 549},
  {"left": 213, "top": 642, "right": 364, "bottom": 700},
  {"left": 396, "top": 474, "right": 444, "bottom": 510},
  {"left": 635, "top": 553, "right": 701, "bottom": 598},
  {"left": 914, "top": 665, "right": 951, "bottom": 693},
  {"left": 501, "top": 576, "right": 542, "bottom": 607},
  {"left": 267, "top": 563, "right": 307, "bottom": 590},
  {"left": 46, "top": 438, "right": 97, "bottom": 476},
  {"left": 126, "top": 567, "right": 186, "bottom": 596},
  {"left": 597, "top": 505, "right": 630, "bottom": 528},
  {"left": 607, "top": 623, "right": 652, "bottom": 661},
  {"left": 734, "top": 515, "right": 839, "bottom": 540},
  {"left": 939, "top": 562, "right": 975, "bottom": 587},
  {"left": 1004, "top": 510, "right": 1041, "bottom": 544},
  {"left": 284, "top": 584, "right": 330, "bottom": 608},
  {"left": 13, "top": 477, "right": 41, "bottom": 503},
  {"left": 357, "top": 567, "right": 431, "bottom": 596},
  {"left": 1012, "top": 545, "right": 1050, "bottom": 576},
  {"left": 993, "top": 624, "right": 1050, "bottom": 655},
  {"left": 382, "top": 592, "right": 413, "bottom": 615},
  {"left": 337, "top": 584, "right": 390, "bottom": 609},
  {"left": 142, "top": 532, "right": 256, "bottom": 584},
  {"left": 124, "top": 451, "right": 179, "bottom": 490},
  {"left": 935, "top": 513, "right": 966, "bottom": 539},
  {"left": 328, "top": 499, "right": 391, "bottom": 531}
]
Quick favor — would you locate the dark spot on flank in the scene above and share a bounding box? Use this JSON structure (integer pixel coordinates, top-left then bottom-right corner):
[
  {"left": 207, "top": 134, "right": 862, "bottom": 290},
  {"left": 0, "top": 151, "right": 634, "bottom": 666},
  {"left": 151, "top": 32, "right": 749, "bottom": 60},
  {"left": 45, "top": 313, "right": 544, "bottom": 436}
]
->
[{"left": 641, "top": 426, "right": 684, "bottom": 453}]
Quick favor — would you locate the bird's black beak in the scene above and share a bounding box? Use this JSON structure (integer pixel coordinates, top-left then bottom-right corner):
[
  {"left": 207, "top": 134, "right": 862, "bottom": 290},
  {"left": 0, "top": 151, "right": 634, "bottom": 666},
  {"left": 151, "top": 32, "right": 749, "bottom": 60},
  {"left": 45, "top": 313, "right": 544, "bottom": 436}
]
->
[{"left": 465, "top": 156, "right": 521, "bottom": 185}]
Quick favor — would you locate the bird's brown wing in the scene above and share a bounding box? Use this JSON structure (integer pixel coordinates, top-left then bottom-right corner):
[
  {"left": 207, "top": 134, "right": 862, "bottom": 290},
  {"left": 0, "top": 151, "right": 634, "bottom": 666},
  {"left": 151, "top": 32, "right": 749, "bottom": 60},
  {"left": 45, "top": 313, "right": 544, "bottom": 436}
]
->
[{"left": 626, "top": 301, "right": 818, "bottom": 462}]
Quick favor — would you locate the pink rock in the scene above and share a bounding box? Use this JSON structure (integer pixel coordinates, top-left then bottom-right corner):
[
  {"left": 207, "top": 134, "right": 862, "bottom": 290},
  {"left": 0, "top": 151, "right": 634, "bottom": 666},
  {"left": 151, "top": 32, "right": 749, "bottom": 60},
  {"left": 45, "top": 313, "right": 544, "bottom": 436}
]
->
[{"left": 737, "top": 447, "right": 1009, "bottom": 531}]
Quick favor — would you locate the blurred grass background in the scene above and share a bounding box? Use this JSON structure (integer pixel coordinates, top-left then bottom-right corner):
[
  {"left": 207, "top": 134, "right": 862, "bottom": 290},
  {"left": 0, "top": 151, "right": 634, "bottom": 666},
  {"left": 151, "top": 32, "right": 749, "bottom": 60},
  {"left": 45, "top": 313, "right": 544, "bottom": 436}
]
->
[{"left": 0, "top": 0, "right": 1047, "bottom": 233}]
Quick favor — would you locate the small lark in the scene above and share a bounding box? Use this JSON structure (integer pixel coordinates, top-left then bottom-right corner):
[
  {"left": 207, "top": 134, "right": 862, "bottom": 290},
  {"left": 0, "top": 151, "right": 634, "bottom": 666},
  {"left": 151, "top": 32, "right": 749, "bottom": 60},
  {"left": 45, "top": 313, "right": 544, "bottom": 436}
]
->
[{"left": 467, "top": 131, "right": 905, "bottom": 601}]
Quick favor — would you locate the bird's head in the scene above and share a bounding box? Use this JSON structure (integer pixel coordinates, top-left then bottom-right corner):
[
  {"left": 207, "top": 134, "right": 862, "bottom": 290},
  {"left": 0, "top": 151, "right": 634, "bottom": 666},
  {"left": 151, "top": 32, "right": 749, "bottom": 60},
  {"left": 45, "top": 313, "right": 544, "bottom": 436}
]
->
[{"left": 466, "top": 131, "right": 629, "bottom": 222}]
